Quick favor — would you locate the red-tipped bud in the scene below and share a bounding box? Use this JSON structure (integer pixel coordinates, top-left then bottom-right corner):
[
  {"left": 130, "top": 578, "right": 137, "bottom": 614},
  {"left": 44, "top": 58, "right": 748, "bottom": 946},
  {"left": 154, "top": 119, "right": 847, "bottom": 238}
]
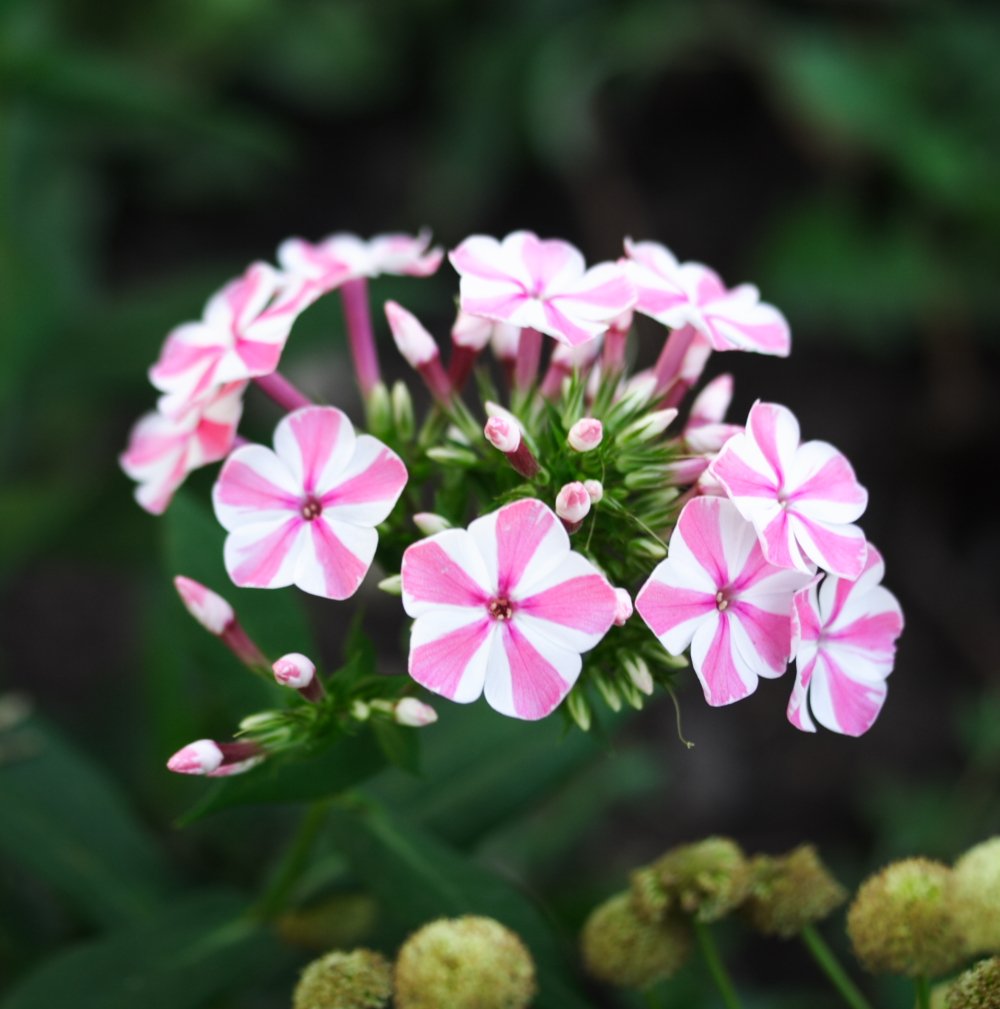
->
[
  {"left": 484, "top": 416, "right": 521, "bottom": 453},
  {"left": 556, "top": 481, "right": 591, "bottom": 529},
  {"left": 484, "top": 408, "right": 539, "bottom": 479},
  {"left": 394, "top": 697, "right": 438, "bottom": 727},
  {"left": 613, "top": 588, "right": 634, "bottom": 626},
  {"left": 272, "top": 652, "right": 316, "bottom": 689},
  {"left": 174, "top": 576, "right": 234, "bottom": 635},
  {"left": 568, "top": 418, "right": 603, "bottom": 452},
  {"left": 167, "top": 739, "right": 223, "bottom": 775},
  {"left": 384, "top": 300, "right": 451, "bottom": 401}
]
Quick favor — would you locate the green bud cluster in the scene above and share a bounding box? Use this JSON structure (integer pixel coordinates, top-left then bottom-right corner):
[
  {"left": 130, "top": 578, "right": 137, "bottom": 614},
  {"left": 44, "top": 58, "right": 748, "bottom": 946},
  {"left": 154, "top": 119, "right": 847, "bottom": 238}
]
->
[
  {"left": 952, "top": 837, "right": 1000, "bottom": 956},
  {"left": 292, "top": 948, "right": 393, "bottom": 1009},
  {"left": 945, "top": 956, "right": 1000, "bottom": 1009}
]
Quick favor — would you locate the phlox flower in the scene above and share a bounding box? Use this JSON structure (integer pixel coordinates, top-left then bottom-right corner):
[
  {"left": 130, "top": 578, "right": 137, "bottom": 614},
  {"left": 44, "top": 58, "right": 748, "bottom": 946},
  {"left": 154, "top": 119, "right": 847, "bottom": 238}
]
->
[
  {"left": 684, "top": 374, "right": 742, "bottom": 454},
  {"left": 213, "top": 406, "right": 406, "bottom": 599},
  {"left": 120, "top": 382, "right": 245, "bottom": 514},
  {"left": 449, "top": 231, "right": 635, "bottom": 347},
  {"left": 400, "top": 499, "right": 618, "bottom": 720},
  {"left": 787, "top": 545, "right": 904, "bottom": 736},
  {"left": 277, "top": 229, "right": 443, "bottom": 294},
  {"left": 150, "top": 263, "right": 304, "bottom": 416},
  {"left": 623, "top": 239, "right": 790, "bottom": 357},
  {"left": 636, "top": 497, "right": 811, "bottom": 706},
  {"left": 709, "top": 401, "right": 869, "bottom": 579}
]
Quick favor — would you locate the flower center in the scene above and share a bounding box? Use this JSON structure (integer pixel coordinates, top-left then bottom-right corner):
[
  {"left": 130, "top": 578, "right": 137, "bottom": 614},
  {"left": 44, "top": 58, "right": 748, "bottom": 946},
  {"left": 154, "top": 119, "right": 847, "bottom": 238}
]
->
[
  {"left": 715, "top": 590, "right": 730, "bottom": 612},
  {"left": 300, "top": 497, "right": 323, "bottom": 521},
  {"left": 488, "top": 597, "right": 514, "bottom": 621}
]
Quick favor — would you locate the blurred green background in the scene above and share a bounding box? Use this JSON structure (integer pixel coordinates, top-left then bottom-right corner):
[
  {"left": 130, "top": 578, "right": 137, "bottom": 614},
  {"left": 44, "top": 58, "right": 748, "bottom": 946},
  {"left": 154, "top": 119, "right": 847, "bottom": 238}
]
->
[{"left": 1, "top": 0, "right": 999, "bottom": 1006}]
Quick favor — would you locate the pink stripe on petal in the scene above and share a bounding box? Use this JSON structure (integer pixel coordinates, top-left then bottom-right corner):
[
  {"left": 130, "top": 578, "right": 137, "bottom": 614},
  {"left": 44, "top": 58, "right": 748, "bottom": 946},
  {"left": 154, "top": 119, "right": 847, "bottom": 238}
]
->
[
  {"left": 285, "top": 408, "right": 343, "bottom": 494},
  {"left": 677, "top": 497, "right": 730, "bottom": 586},
  {"left": 230, "top": 519, "right": 302, "bottom": 587},
  {"left": 828, "top": 610, "right": 903, "bottom": 653},
  {"left": 788, "top": 453, "right": 866, "bottom": 509},
  {"left": 410, "top": 618, "right": 491, "bottom": 700},
  {"left": 519, "top": 574, "right": 617, "bottom": 633},
  {"left": 402, "top": 538, "right": 489, "bottom": 609},
  {"left": 694, "top": 615, "right": 756, "bottom": 706},
  {"left": 461, "top": 290, "right": 529, "bottom": 321},
  {"left": 235, "top": 339, "right": 283, "bottom": 375},
  {"left": 323, "top": 447, "right": 406, "bottom": 508},
  {"left": 791, "top": 514, "right": 867, "bottom": 579},
  {"left": 216, "top": 458, "right": 298, "bottom": 512},
  {"left": 816, "top": 652, "right": 887, "bottom": 736},
  {"left": 758, "top": 509, "right": 804, "bottom": 571},
  {"left": 307, "top": 519, "right": 371, "bottom": 600},
  {"left": 541, "top": 300, "right": 599, "bottom": 346},
  {"left": 502, "top": 624, "right": 573, "bottom": 720},
  {"left": 747, "top": 402, "right": 799, "bottom": 487},
  {"left": 711, "top": 442, "right": 779, "bottom": 499},
  {"left": 495, "top": 499, "right": 558, "bottom": 596},
  {"left": 730, "top": 600, "right": 792, "bottom": 674},
  {"left": 635, "top": 579, "right": 715, "bottom": 644}
]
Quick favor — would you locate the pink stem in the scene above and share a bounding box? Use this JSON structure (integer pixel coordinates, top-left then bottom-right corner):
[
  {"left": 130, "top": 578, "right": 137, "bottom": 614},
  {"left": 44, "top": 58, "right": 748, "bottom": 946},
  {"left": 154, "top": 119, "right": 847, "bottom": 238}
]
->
[
  {"left": 506, "top": 441, "right": 540, "bottom": 479},
  {"left": 603, "top": 326, "right": 628, "bottom": 373},
  {"left": 514, "top": 327, "right": 543, "bottom": 391},
  {"left": 254, "top": 372, "right": 313, "bottom": 412},
  {"left": 221, "top": 621, "right": 269, "bottom": 673},
  {"left": 340, "top": 278, "right": 381, "bottom": 397},
  {"left": 653, "top": 324, "right": 696, "bottom": 397},
  {"left": 218, "top": 740, "right": 264, "bottom": 764},
  {"left": 298, "top": 678, "right": 326, "bottom": 704},
  {"left": 419, "top": 357, "right": 453, "bottom": 404},
  {"left": 447, "top": 344, "right": 480, "bottom": 391}
]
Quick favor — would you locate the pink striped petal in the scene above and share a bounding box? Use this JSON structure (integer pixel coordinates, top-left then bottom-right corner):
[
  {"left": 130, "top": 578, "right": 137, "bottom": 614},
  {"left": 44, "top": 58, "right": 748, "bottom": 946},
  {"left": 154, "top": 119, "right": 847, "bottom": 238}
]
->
[
  {"left": 401, "top": 530, "right": 491, "bottom": 615},
  {"left": 688, "top": 373, "right": 734, "bottom": 427},
  {"left": 213, "top": 446, "right": 300, "bottom": 529},
  {"left": 805, "top": 649, "right": 888, "bottom": 736},
  {"left": 224, "top": 516, "right": 305, "bottom": 589},
  {"left": 786, "top": 655, "right": 817, "bottom": 732},
  {"left": 729, "top": 600, "right": 793, "bottom": 676},
  {"left": 511, "top": 231, "right": 585, "bottom": 291},
  {"left": 701, "top": 286, "right": 790, "bottom": 357},
  {"left": 786, "top": 441, "right": 868, "bottom": 524},
  {"left": 273, "top": 406, "right": 356, "bottom": 496},
  {"left": 690, "top": 613, "right": 759, "bottom": 706},
  {"left": 790, "top": 514, "right": 867, "bottom": 580},
  {"left": 746, "top": 402, "right": 799, "bottom": 486},
  {"left": 486, "top": 622, "right": 580, "bottom": 720},
  {"left": 409, "top": 610, "right": 494, "bottom": 703},
  {"left": 294, "top": 516, "right": 376, "bottom": 600},
  {"left": 635, "top": 577, "right": 717, "bottom": 655},
  {"left": 321, "top": 435, "right": 407, "bottom": 525}
]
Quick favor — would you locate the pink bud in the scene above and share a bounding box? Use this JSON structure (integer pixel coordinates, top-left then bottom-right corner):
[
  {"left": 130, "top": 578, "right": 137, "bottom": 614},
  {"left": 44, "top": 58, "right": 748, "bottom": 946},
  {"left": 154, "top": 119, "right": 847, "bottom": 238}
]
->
[
  {"left": 272, "top": 652, "right": 316, "bottom": 689},
  {"left": 394, "top": 697, "right": 438, "bottom": 727},
  {"left": 413, "top": 512, "right": 451, "bottom": 535},
  {"left": 484, "top": 415, "right": 521, "bottom": 453},
  {"left": 555, "top": 482, "right": 591, "bottom": 525},
  {"left": 174, "top": 576, "right": 234, "bottom": 635},
  {"left": 384, "top": 300, "right": 439, "bottom": 367},
  {"left": 613, "top": 588, "right": 634, "bottom": 626},
  {"left": 451, "top": 310, "right": 493, "bottom": 350},
  {"left": 584, "top": 479, "right": 604, "bottom": 503},
  {"left": 207, "top": 756, "right": 263, "bottom": 777},
  {"left": 167, "top": 739, "right": 223, "bottom": 775},
  {"left": 567, "top": 417, "right": 603, "bottom": 452}
]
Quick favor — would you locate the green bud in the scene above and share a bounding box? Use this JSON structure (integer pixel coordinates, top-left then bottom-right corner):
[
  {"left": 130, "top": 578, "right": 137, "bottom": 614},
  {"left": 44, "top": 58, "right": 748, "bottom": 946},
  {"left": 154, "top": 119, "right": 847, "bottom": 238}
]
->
[
  {"left": 631, "top": 837, "right": 750, "bottom": 924},
  {"left": 944, "top": 956, "right": 1000, "bottom": 1009},
  {"left": 581, "top": 892, "right": 692, "bottom": 989},
  {"left": 743, "top": 845, "right": 847, "bottom": 938},
  {"left": 565, "top": 689, "right": 592, "bottom": 731},
  {"left": 365, "top": 382, "right": 392, "bottom": 439},
  {"left": 426, "top": 445, "right": 479, "bottom": 468},
  {"left": 377, "top": 574, "right": 403, "bottom": 596},
  {"left": 391, "top": 380, "right": 415, "bottom": 440},
  {"left": 632, "top": 538, "right": 668, "bottom": 561},
  {"left": 293, "top": 948, "right": 393, "bottom": 1009},
  {"left": 847, "top": 858, "right": 966, "bottom": 978},
  {"left": 624, "top": 466, "right": 672, "bottom": 491},
  {"left": 952, "top": 837, "right": 1000, "bottom": 956},
  {"left": 394, "top": 916, "right": 536, "bottom": 1009},
  {"left": 278, "top": 894, "right": 379, "bottom": 951},
  {"left": 594, "top": 673, "right": 622, "bottom": 713}
]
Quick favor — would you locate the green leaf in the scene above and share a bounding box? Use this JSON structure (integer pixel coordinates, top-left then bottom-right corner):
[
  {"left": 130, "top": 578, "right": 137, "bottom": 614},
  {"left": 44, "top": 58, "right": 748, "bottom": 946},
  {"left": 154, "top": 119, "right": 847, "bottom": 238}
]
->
[
  {"left": 327, "top": 798, "right": 593, "bottom": 1009},
  {"left": 0, "top": 716, "right": 171, "bottom": 928},
  {"left": 179, "top": 730, "right": 387, "bottom": 824},
  {"left": 371, "top": 720, "right": 421, "bottom": 775},
  {"left": 0, "top": 891, "right": 287, "bottom": 1009}
]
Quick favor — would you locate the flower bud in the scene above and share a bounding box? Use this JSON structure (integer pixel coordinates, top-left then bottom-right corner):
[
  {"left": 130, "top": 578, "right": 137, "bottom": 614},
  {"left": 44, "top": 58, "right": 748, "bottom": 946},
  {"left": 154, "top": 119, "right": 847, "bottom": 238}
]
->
[
  {"left": 568, "top": 417, "right": 603, "bottom": 452},
  {"left": 351, "top": 700, "right": 371, "bottom": 721},
  {"left": 174, "top": 576, "right": 234, "bottom": 634},
  {"left": 391, "top": 380, "right": 415, "bottom": 440},
  {"left": 952, "top": 837, "right": 1000, "bottom": 955},
  {"left": 377, "top": 574, "right": 403, "bottom": 596},
  {"left": 426, "top": 445, "right": 478, "bottom": 468},
  {"left": 292, "top": 948, "right": 393, "bottom": 1009},
  {"left": 566, "top": 689, "right": 592, "bottom": 732},
  {"left": 365, "top": 381, "right": 393, "bottom": 437},
  {"left": 613, "top": 588, "right": 633, "bottom": 626},
  {"left": 555, "top": 482, "right": 591, "bottom": 525},
  {"left": 581, "top": 892, "right": 692, "bottom": 990},
  {"left": 394, "top": 916, "right": 536, "bottom": 1009},
  {"left": 484, "top": 415, "right": 521, "bottom": 453},
  {"left": 743, "top": 845, "right": 847, "bottom": 938},
  {"left": 385, "top": 300, "right": 438, "bottom": 367},
  {"left": 394, "top": 698, "right": 438, "bottom": 727},
  {"left": 272, "top": 653, "right": 316, "bottom": 689},
  {"left": 847, "top": 858, "right": 966, "bottom": 977},
  {"left": 633, "top": 538, "right": 667, "bottom": 560},
  {"left": 617, "top": 408, "right": 679, "bottom": 445},
  {"left": 623, "top": 655, "right": 654, "bottom": 695},
  {"left": 167, "top": 739, "right": 223, "bottom": 775},
  {"left": 944, "top": 956, "right": 1000, "bottom": 1009},
  {"left": 412, "top": 512, "right": 451, "bottom": 536},
  {"left": 631, "top": 837, "right": 750, "bottom": 924},
  {"left": 584, "top": 479, "right": 604, "bottom": 503}
]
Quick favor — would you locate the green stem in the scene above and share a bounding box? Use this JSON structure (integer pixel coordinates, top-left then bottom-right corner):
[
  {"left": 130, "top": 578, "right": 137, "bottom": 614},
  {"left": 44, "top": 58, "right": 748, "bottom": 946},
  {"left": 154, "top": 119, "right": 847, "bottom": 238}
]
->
[
  {"left": 915, "top": 976, "right": 931, "bottom": 1009},
  {"left": 800, "top": 924, "right": 874, "bottom": 1009},
  {"left": 253, "top": 801, "right": 330, "bottom": 921},
  {"left": 693, "top": 920, "right": 743, "bottom": 1009}
]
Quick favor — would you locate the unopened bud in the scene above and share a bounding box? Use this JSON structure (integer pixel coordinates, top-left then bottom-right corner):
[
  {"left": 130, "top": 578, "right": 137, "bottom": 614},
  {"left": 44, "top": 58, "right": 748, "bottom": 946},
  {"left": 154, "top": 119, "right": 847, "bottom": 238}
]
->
[
  {"left": 167, "top": 739, "right": 223, "bottom": 775},
  {"left": 582, "top": 892, "right": 692, "bottom": 989},
  {"left": 365, "top": 380, "right": 392, "bottom": 436},
  {"left": 395, "top": 917, "right": 536, "bottom": 1009},
  {"left": 595, "top": 674, "right": 622, "bottom": 713},
  {"left": 413, "top": 512, "right": 451, "bottom": 536},
  {"left": 623, "top": 655, "right": 654, "bottom": 695},
  {"left": 174, "top": 576, "right": 234, "bottom": 634},
  {"left": 391, "top": 380, "right": 415, "bottom": 440},
  {"left": 484, "top": 415, "right": 521, "bottom": 453},
  {"left": 617, "top": 371, "right": 658, "bottom": 409},
  {"left": 556, "top": 482, "right": 591, "bottom": 525},
  {"left": 613, "top": 588, "right": 633, "bottom": 626},
  {"left": 568, "top": 417, "right": 603, "bottom": 452},
  {"left": 351, "top": 700, "right": 371, "bottom": 721},
  {"left": 952, "top": 837, "right": 1000, "bottom": 956},
  {"left": 584, "top": 479, "right": 604, "bottom": 503},
  {"left": 272, "top": 653, "right": 315, "bottom": 689},
  {"left": 426, "top": 445, "right": 478, "bottom": 468},
  {"left": 377, "top": 574, "right": 403, "bottom": 596},
  {"left": 633, "top": 538, "right": 668, "bottom": 560},
  {"left": 394, "top": 697, "right": 438, "bottom": 727},
  {"left": 293, "top": 949, "right": 393, "bottom": 1009},
  {"left": 566, "top": 689, "right": 592, "bottom": 732},
  {"left": 618, "top": 408, "right": 679, "bottom": 444},
  {"left": 385, "top": 300, "right": 438, "bottom": 367}
]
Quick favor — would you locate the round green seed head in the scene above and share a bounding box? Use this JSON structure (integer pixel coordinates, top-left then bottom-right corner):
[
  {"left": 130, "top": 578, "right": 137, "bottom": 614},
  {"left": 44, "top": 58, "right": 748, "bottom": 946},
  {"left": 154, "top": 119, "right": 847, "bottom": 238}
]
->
[
  {"left": 293, "top": 949, "right": 393, "bottom": 1009},
  {"left": 743, "top": 845, "right": 847, "bottom": 938},
  {"left": 581, "top": 892, "right": 692, "bottom": 989},
  {"left": 945, "top": 956, "right": 1000, "bottom": 1009},
  {"left": 847, "top": 858, "right": 966, "bottom": 978},
  {"left": 394, "top": 915, "right": 536, "bottom": 1009},
  {"left": 953, "top": 837, "right": 1000, "bottom": 956},
  {"left": 630, "top": 837, "right": 750, "bottom": 924}
]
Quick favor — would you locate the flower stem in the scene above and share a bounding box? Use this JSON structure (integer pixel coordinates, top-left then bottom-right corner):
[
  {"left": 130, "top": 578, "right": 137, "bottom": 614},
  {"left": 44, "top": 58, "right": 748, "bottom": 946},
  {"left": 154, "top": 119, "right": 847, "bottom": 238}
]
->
[
  {"left": 514, "top": 326, "right": 543, "bottom": 392},
  {"left": 253, "top": 801, "right": 330, "bottom": 921},
  {"left": 915, "top": 976, "right": 931, "bottom": 1009},
  {"left": 254, "top": 371, "right": 313, "bottom": 412},
  {"left": 340, "top": 277, "right": 381, "bottom": 397},
  {"left": 800, "top": 924, "right": 874, "bottom": 1009},
  {"left": 693, "top": 920, "right": 743, "bottom": 1009}
]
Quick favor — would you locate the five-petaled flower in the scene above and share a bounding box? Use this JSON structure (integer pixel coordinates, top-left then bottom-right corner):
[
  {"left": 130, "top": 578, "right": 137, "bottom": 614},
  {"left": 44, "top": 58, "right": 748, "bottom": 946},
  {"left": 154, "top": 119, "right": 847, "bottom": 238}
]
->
[
  {"left": 449, "top": 230, "right": 635, "bottom": 346},
  {"left": 213, "top": 406, "right": 407, "bottom": 599},
  {"left": 787, "top": 545, "right": 903, "bottom": 736},
  {"left": 709, "top": 401, "right": 869, "bottom": 579},
  {"left": 400, "top": 499, "right": 618, "bottom": 720},
  {"left": 624, "top": 239, "right": 790, "bottom": 357},
  {"left": 150, "top": 262, "right": 304, "bottom": 417},
  {"left": 636, "top": 497, "right": 811, "bottom": 706}
]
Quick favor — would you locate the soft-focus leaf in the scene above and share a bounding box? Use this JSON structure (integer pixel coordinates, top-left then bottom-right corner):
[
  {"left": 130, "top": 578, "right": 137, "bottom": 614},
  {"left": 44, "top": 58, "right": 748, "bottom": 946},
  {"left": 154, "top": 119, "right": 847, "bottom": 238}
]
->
[
  {"left": 327, "top": 798, "right": 593, "bottom": 1009},
  {"left": 0, "top": 716, "right": 171, "bottom": 928},
  {"left": 371, "top": 719, "right": 421, "bottom": 774},
  {"left": 0, "top": 891, "right": 286, "bottom": 1009}
]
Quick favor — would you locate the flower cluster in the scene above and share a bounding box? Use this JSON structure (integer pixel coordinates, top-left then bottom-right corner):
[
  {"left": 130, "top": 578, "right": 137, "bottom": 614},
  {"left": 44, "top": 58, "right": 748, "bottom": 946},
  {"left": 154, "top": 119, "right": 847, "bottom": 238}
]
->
[{"left": 121, "top": 228, "right": 904, "bottom": 776}]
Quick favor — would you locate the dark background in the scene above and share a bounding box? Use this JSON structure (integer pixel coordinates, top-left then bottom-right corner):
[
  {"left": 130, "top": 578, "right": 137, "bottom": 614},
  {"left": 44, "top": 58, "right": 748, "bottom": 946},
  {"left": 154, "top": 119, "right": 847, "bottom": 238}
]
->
[{"left": 1, "top": 1, "right": 998, "bottom": 1006}]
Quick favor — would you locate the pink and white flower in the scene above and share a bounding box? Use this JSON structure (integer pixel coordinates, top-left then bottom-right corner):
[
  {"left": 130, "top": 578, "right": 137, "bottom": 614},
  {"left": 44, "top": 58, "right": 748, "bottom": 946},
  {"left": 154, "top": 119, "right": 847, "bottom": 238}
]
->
[
  {"left": 150, "top": 263, "right": 303, "bottom": 416},
  {"left": 213, "top": 406, "right": 407, "bottom": 599},
  {"left": 400, "top": 499, "right": 618, "bottom": 720},
  {"left": 787, "top": 545, "right": 904, "bottom": 736},
  {"left": 684, "top": 374, "right": 742, "bottom": 454},
  {"left": 174, "top": 575, "right": 234, "bottom": 634},
  {"left": 636, "top": 497, "right": 812, "bottom": 706},
  {"left": 624, "top": 239, "right": 790, "bottom": 357},
  {"left": 709, "top": 401, "right": 869, "bottom": 579},
  {"left": 121, "top": 381, "right": 245, "bottom": 515},
  {"left": 450, "top": 231, "right": 636, "bottom": 347}
]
